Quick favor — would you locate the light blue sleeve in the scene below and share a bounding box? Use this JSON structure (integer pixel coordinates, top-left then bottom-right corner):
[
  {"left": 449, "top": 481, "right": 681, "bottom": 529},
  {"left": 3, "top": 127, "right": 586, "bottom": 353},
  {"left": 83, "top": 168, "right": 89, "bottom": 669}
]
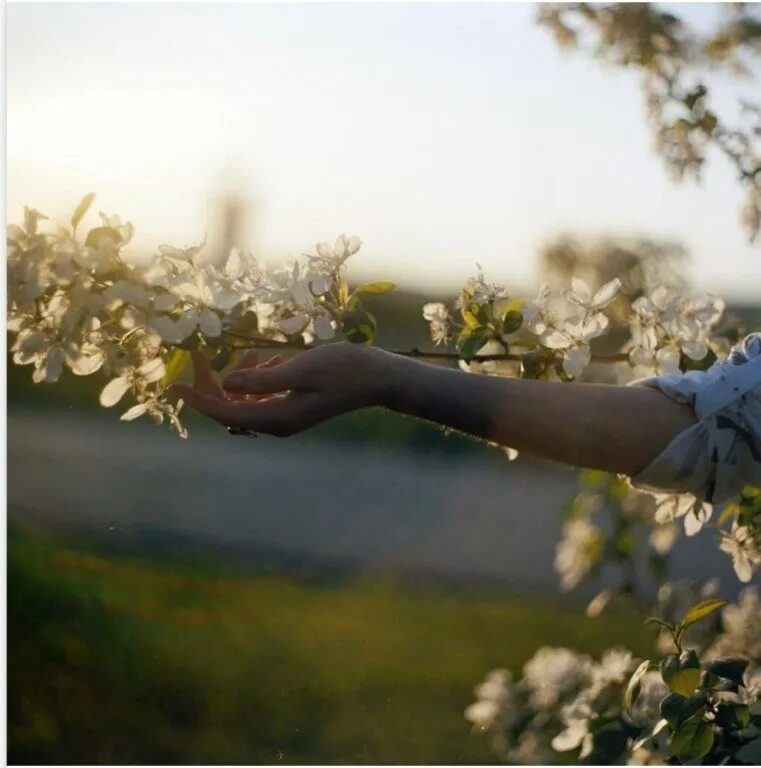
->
[{"left": 629, "top": 333, "right": 761, "bottom": 504}]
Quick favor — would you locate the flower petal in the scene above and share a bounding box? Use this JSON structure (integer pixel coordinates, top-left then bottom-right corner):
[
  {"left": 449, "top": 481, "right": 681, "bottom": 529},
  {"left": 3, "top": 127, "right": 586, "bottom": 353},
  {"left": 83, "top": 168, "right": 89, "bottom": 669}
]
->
[
  {"left": 278, "top": 314, "right": 310, "bottom": 335},
  {"left": 562, "top": 345, "right": 591, "bottom": 378},
  {"left": 568, "top": 277, "right": 591, "bottom": 305},
  {"left": 591, "top": 278, "right": 621, "bottom": 309},
  {"left": 151, "top": 314, "right": 183, "bottom": 344},
  {"left": 581, "top": 312, "right": 609, "bottom": 340},
  {"left": 313, "top": 313, "right": 335, "bottom": 340},
  {"left": 139, "top": 357, "right": 166, "bottom": 383},
  {"left": 153, "top": 292, "right": 179, "bottom": 312},
  {"left": 121, "top": 402, "right": 151, "bottom": 421},
  {"left": 542, "top": 329, "right": 572, "bottom": 349},
  {"left": 199, "top": 308, "right": 222, "bottom": 338},
  {"left": 681, "top": 340, "right": 707, "bottom": 361},
  {"left": 100, "top": 376, "right": 131, "bottom": 407},
  {"left": 551, "top": 724, "right": 586, "bottom": 752},
  {"left": 656, "top": 345, "right": 681, "bottom": 374}
]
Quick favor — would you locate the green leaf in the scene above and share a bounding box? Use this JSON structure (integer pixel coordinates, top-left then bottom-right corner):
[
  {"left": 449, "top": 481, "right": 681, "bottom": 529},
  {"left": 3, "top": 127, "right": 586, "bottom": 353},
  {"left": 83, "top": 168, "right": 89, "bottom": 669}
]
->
[
  {"left": 210, "top": 346, "right": 232, "bottom": 372},
  {"left": 71, "top": 193, "right": 95, "bottom": 233},
  {"left": 520, "top": 349, "right": 548, "bottom": 379},
  {"left": 342, "top": 309, "right": 377, "bottom": 345},
  {"left": 162, "top": 349, "right": 189, "bottom": 386},
  {"left": 714, "top": 702, "right": 750, "bottom": 730},
  {"left": 702, "top": 111, "right": 718, "bottom": 134},
  {"left": 719, "top": 502, "right": 740, "bottom": 525},
  {"left": 661, "top": 652, "right": 701, "bottom": 697},
  {"left": 226, "top": 309, "right": 259, "bottom": 336},
  {"left": 670, "top": 714, "right": 714, "bottom": 761},
  {"left": 457, "top": 329, "right": 491, "bottom": 362},
  {"left": 501, "top": 310, "right": 523, "bottom": 335},
  {"left": 684, "top": 84, "right": 707, "bottom": 111},
  {"left": 476, "top": 303, "right": 491, "bottom": 325},
  {"left": 615, "top": 529, "right": 635, "bottom": 556},
  {"left": 354, "top": 280, "right": 395, "bottom": 295},
  {"left": 682, "top": 598, "right": 728, "bottom": 629},
  {"left": 551, "top": 358, "right": 574, "bottom": 383},
  {"left": 624, "top": 659, "right": 651, "bottom": 712},
  {"left": 659, "top": 691, "right": 706, "bottom": 728},
  {"left": 495, "top": 297, "right": 523, "bottom": 317},
  {"left": 462, "top": 305, "right": 481, "bottom": 328},
  {"left": 705, "top": 657, "right": 749, "bottom": 686}
]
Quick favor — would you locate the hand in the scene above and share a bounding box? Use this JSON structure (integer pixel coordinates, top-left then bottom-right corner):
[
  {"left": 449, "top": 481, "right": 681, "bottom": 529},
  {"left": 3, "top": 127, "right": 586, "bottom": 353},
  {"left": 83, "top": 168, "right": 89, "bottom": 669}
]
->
[{"left": 170, "top": 343, "right": 394, "bottom": 437}]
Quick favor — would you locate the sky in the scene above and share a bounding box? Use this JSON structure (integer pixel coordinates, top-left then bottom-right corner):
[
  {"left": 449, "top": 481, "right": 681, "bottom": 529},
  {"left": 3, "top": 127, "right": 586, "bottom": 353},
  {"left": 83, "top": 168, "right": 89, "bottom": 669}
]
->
[{"left": 7, "top": 2, "right": 761, "bottom": 300}]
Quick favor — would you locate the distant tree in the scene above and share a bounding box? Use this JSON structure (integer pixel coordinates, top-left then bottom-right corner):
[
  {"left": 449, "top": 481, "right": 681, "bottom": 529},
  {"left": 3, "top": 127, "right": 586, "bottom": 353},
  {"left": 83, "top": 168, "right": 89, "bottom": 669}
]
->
[{"left": 538, "top": 3, "right": 761, "bottom": 240}]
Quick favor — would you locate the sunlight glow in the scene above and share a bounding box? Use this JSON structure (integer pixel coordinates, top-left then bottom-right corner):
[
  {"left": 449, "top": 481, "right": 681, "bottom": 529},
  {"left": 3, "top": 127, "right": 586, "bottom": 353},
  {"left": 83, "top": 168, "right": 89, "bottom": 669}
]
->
[{"left": 7, "top": 2, "right": 760, "bottom": 298}]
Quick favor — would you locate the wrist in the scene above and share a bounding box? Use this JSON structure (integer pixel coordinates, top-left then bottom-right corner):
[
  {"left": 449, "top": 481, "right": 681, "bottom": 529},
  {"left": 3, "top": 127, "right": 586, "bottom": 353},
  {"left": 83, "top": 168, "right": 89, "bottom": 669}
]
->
[
  {"left": 372, "top": 351, "right": 425, "bottom": 413},
  {"left": 356, "top": 347, "right": 406, "bottom": 410}
]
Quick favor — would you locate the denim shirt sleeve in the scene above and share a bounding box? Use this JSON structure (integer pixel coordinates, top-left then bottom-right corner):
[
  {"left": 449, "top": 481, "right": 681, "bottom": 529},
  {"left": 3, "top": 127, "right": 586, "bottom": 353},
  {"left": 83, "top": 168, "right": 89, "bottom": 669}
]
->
[{"left": 628, "top": 333, "right": 761, "bottom": 504}]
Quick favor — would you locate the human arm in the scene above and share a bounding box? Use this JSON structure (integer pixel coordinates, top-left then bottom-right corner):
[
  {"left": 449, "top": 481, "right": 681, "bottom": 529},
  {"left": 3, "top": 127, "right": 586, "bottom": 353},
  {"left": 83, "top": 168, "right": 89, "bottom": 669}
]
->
[{"left": 171, "top": 343, "right": 696, "bottom": 477}]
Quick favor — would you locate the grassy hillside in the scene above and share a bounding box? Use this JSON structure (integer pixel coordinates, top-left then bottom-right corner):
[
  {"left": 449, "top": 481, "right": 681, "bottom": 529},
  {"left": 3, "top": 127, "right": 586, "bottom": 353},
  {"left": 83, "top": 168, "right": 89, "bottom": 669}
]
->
[{"left": 8, "top": 526, "right": 653, "bottom": 765}]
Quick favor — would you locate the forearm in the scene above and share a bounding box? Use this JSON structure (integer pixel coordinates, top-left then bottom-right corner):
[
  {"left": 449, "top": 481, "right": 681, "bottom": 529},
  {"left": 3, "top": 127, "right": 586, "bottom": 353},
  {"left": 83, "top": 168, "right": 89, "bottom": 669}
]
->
[{"left": 381, "top": 355, "right": 696, "bottom": 476}]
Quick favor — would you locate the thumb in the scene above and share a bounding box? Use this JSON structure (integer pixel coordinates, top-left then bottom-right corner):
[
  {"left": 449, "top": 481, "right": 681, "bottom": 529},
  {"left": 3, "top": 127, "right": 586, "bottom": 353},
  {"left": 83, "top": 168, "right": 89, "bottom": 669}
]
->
[{"left": 223, "top": 356, "right": 301, "bottom": 394}]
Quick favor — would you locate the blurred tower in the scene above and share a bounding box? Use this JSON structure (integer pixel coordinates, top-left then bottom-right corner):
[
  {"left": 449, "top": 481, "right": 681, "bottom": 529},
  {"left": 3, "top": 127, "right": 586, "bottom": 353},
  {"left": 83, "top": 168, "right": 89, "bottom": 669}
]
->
[
  {"left": 218, "top": 190, "right": 247, "bottom": 261},
  {"left": 207, "top": 157, "right": 261, "bottom": 266}
]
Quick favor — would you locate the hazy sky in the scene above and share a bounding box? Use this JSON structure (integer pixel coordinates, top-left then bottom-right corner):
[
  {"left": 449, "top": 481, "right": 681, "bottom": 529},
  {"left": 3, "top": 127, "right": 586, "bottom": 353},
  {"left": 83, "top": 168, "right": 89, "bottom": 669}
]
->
[{"left": 7, "top": 2, "right": 761, "bottom": 299}]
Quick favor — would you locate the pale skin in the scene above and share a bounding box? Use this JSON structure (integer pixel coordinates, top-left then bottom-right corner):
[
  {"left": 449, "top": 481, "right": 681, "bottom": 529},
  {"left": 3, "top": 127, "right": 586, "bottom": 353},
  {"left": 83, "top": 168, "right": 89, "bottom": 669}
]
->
[{"left": 170, "top": 344, "right": 697, "bottom": 478}]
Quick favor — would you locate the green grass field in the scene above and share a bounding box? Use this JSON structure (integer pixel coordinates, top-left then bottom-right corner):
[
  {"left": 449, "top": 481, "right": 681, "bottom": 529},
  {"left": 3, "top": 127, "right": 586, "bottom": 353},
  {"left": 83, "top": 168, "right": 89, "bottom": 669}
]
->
[{"left": 8, "top": 527, "right": 652, "bottom": 764}]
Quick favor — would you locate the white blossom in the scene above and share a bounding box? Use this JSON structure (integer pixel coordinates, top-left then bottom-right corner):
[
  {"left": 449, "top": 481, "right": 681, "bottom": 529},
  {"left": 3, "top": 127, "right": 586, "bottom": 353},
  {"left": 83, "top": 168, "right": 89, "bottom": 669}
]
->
[
  {"left": 629, "top": 287, "right": 723, "bottom": 373},
  {"left": 523, "top": 647, "right": 593, "bottom": 708},
  {"left": 707, "top": 587, "right": 761, "bottom": 661},
  {"left": 270, "top": 262, "right": 335, "bottom": 340},
  {"left": 551, "top": 699, "right": 594, "bottom": 758},
  {"left": 99, "top": 357, "right": 166, "bottom": 407},
  {"left": 719, "top": 523, "right": 761, "bottom": 583},
  {"left": 422, "top": 302, "right": 451, "bottom": 345},
  {"left": 564, "top": 277, "right": 621, "bottom": 311},
  {"left": 524, "top": 278, "right": 620, "bottom": 379},
  {"left": 522, "top": 282, "right": 552, "bottom": 335},
  {"left": 310, "top": 234, "right": 362, "bottom": 272},
  {"left": 541, "top": 311, "right": 609, "bottom": 378},
  {"left": 464, "top": 669, "right": 514, "bottom": 732},
  {"left": 121, "top": 395, "right": 187, "bottom": 438},
  {"left": 554, "top": 518, "right": 602, "bottom": 590},
  {"left": 649, "top": 521, "right": 679, "bottom": 554},
  {"left": 652, "top": 492, "right": 712, "bottom": 536},
  {"left": 457, "top": 266, "right": 506, "bottom": 306}
]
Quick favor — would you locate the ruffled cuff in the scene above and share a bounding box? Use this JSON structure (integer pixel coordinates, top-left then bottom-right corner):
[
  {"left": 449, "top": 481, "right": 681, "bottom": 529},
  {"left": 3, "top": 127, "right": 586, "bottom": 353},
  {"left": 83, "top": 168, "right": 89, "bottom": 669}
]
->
[{"left": 629, "top": 333, "right": 761, "bottom": 504}]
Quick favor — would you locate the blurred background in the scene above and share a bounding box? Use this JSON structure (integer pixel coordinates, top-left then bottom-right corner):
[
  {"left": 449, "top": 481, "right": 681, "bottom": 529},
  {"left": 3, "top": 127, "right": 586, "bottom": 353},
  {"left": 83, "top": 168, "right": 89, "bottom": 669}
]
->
[{"left": 6, "top": 2, "right": 761, "bottom": 764}]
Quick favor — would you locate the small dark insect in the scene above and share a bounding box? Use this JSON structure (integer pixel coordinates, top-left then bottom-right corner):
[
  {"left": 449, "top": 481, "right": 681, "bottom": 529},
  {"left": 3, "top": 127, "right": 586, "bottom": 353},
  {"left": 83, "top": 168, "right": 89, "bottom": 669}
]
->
[{"left": 227, "top": 426, "right": 258, "bottom": 438}]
